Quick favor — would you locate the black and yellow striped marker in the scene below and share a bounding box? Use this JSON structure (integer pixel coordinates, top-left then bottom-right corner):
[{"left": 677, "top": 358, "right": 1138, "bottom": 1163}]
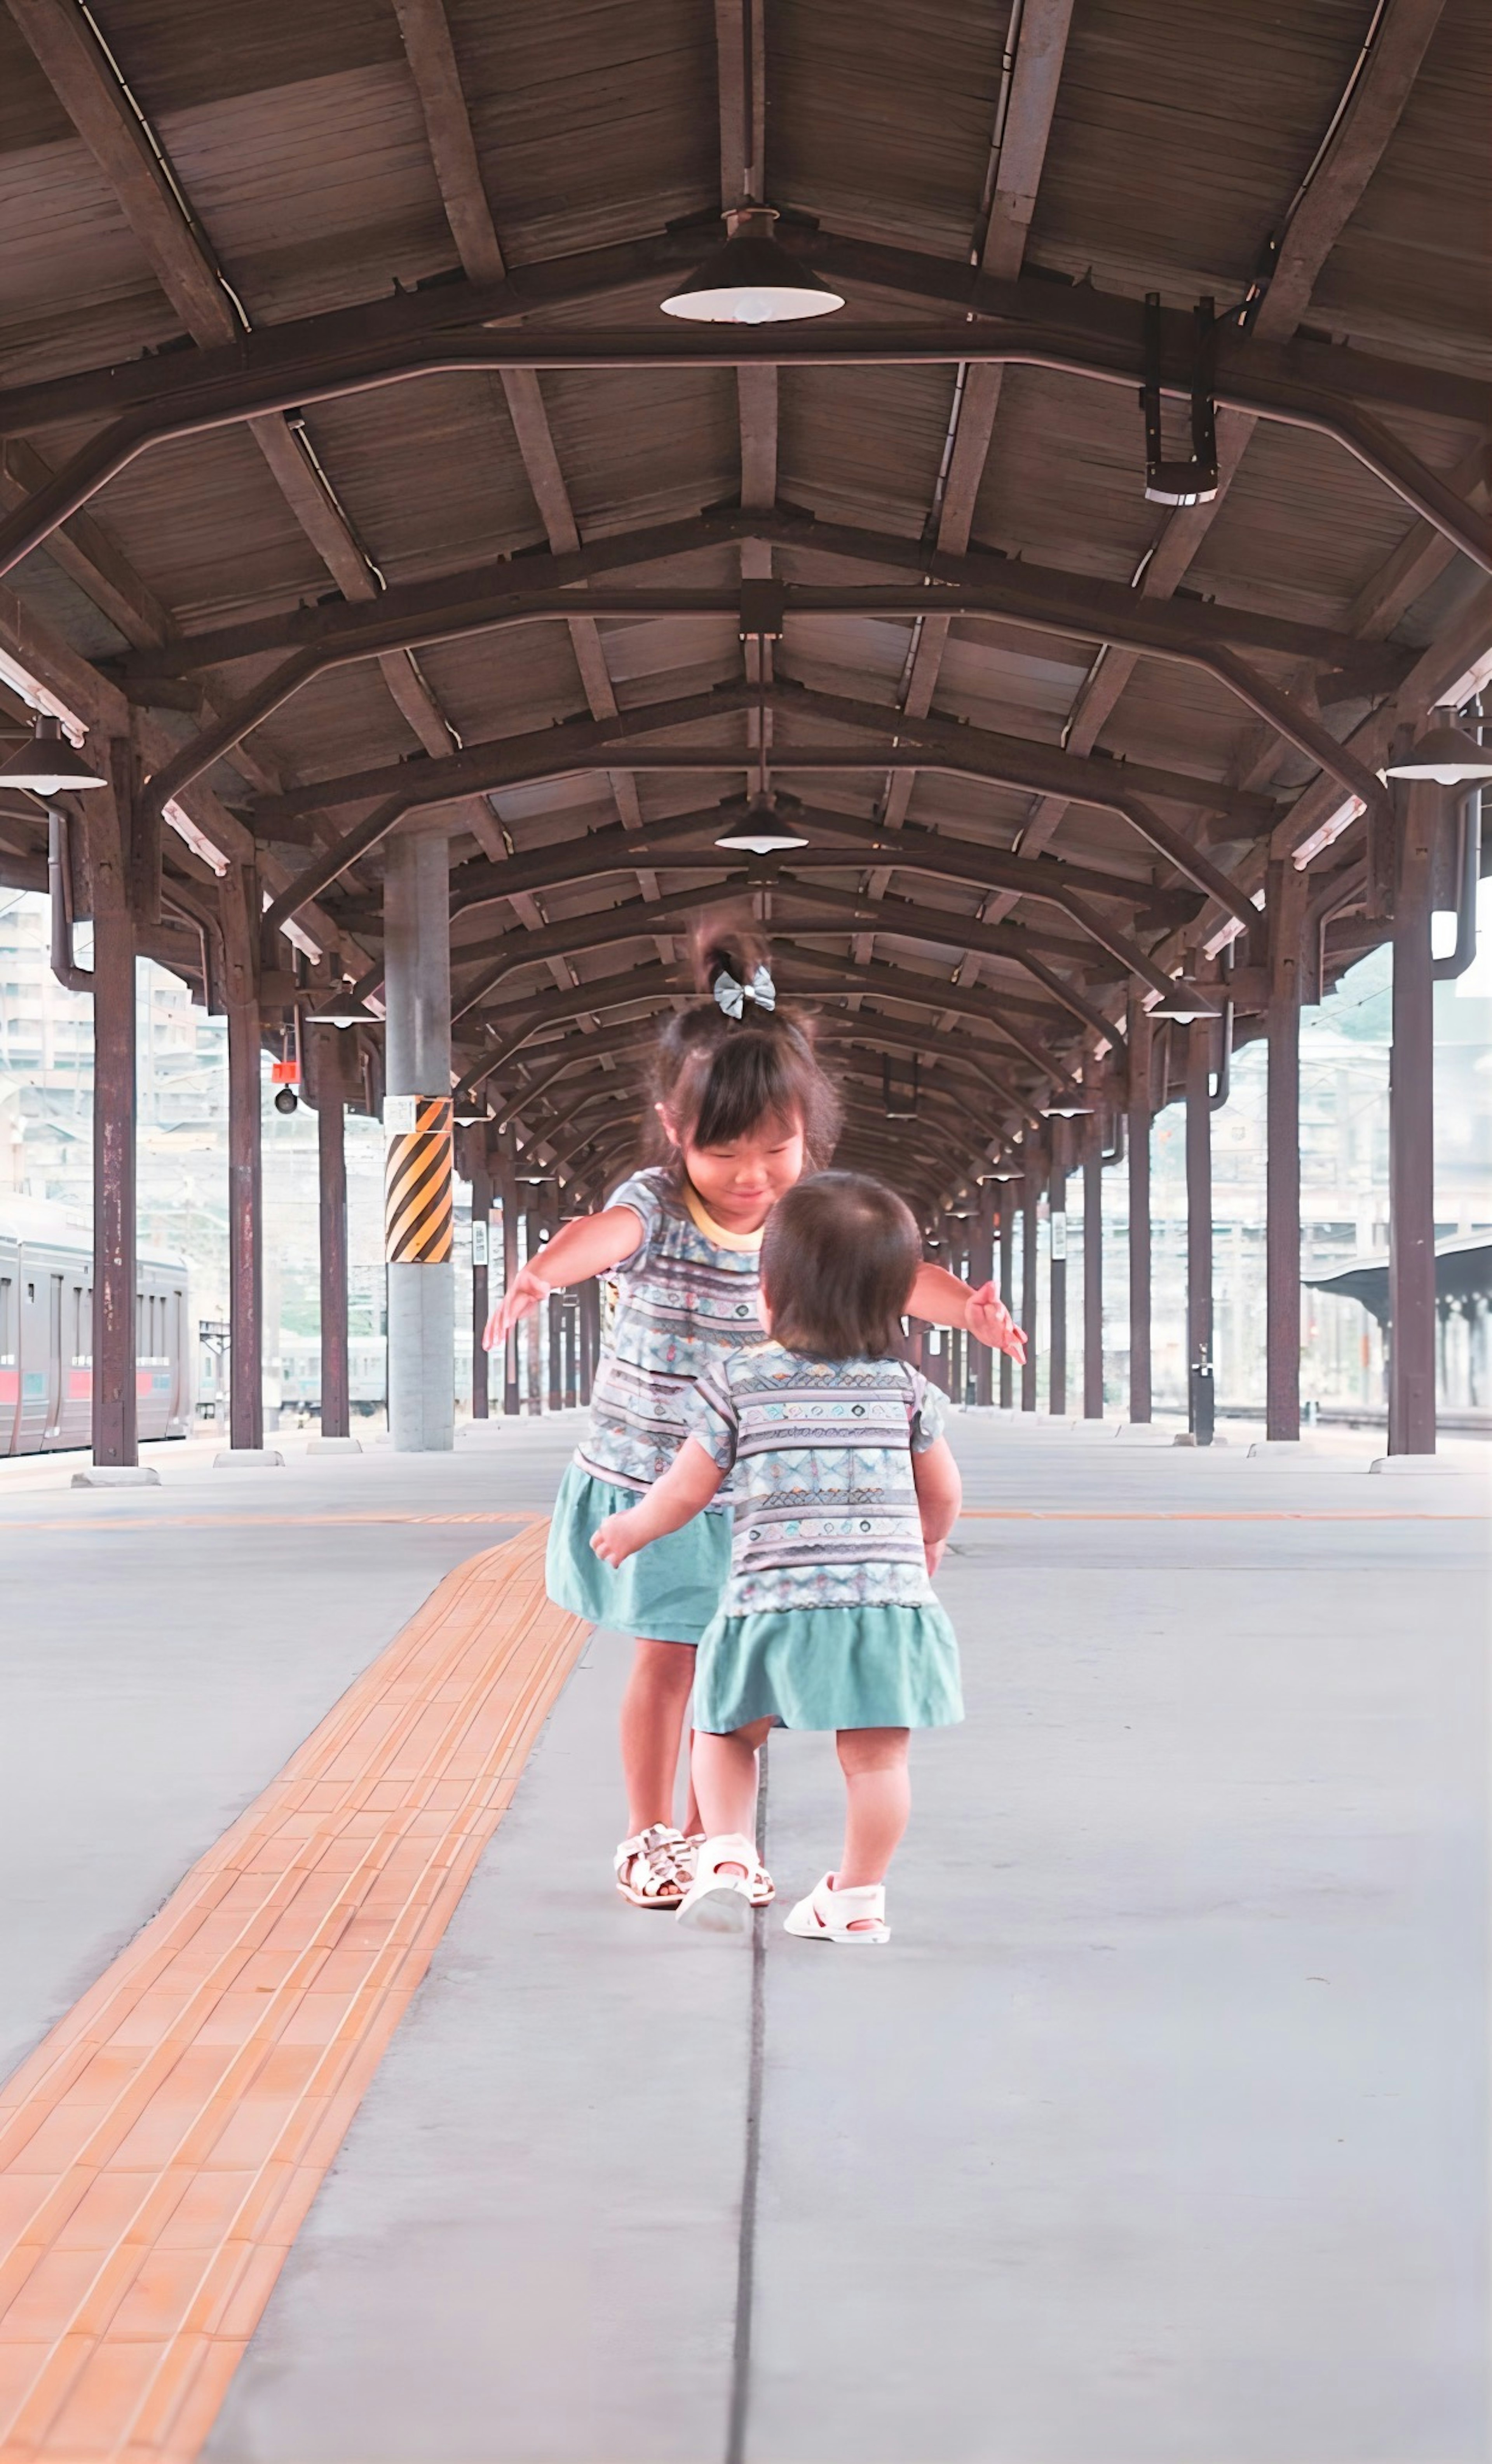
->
[{"left": 385, "top": 1095, "right": 454, "bottom": 1264}]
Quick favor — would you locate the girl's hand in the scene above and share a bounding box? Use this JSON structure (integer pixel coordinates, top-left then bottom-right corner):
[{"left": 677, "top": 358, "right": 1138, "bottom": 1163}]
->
[
  {"left": 483, "top": 1262, "right": 551, "bottom": 1352},
  {"left": 965, "top": 1281, "right": 1027, "bottom": 1366},
  {"left": 924, "top": 1536, "right": 947, "bottom": 1578},
  {"left": 591, "top": 1511, "right": 642, "bottom": 1568}
]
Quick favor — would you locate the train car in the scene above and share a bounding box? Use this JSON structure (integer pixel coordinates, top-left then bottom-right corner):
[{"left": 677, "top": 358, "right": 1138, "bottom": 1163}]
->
[
  {"left": 0, "top": 1196, "right": 191, "bottom": 1455},
  {"left": 277, "top": 1334, "right": 388, "bottom": 1421}
]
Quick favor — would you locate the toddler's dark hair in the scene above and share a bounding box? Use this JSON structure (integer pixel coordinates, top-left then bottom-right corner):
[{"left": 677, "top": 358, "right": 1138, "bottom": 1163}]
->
[
  {"left": 646, "top": 921, "right": 842, "bottom": 1173},
  {"left": 761, "top": 1171, "right": 920, "bottom": 1360}
]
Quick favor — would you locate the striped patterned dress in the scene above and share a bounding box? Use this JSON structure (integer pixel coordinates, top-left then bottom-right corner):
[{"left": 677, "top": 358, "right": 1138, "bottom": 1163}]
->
[{"left": 573, "top": 1166, "right": 765, "bottom": 1504}]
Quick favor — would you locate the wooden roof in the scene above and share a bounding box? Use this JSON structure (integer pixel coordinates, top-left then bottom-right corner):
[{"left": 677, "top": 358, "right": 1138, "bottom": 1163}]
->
[{"left": 0, "top": 0, "right": 1487, "bottom": 1213}]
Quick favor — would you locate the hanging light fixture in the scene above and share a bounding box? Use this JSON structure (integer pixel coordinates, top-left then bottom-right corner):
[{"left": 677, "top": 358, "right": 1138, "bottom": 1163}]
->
[
  {"left": 1043, "top": 1095, "right": 1095, "bottom": 1117},
  {"left": 309, "top": 985, "right": 382, "bottom": 1028},
  {"left": 715, "top": 791, "right": 809, "bottom": 853},
  {"left": 1149, "top": 980, "right": 1220, "bottom": 1021},
  {"left": 453, "top": 1098, "right": 493, "bottom": 1125},
  {"left": 1382, "top": 722, "right": 1492, "bottom": 786},
  {"left": 662, "top": 207, "right": 845, "bottom": 326},
  {"left": 0, "top": 712, "right": 107, "bottom": 794}
]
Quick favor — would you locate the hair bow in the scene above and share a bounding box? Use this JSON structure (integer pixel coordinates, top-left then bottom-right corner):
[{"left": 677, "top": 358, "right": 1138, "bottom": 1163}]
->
[{"left": 713, "top": 963, "right": 776, "bottom": 1021}]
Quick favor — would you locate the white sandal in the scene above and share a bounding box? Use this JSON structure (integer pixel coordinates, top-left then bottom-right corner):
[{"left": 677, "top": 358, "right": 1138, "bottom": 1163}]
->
[
  {"left": 615, "top": 1824, "right": 694, "bottom": 1908},
  {"left": 684, "top": 1831, "right": 774, "bottom": 1906},
  {"left": 783, "top": 1873, "right": 891, "bottom": 1945},
  {"left": 676, "top": 1833, "right": 774, "bottom": 1935}
]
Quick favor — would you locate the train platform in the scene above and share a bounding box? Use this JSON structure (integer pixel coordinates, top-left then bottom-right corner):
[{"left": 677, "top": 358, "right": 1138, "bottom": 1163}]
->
[{"left": 0, "top": 1415, "right": 1486, "bottom": 2464}]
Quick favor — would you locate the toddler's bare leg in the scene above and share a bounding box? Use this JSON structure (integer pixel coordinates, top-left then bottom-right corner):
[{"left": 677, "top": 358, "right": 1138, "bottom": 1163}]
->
[
  {"left": 836, "top": 1728, "right": 911, "bottom": 1888},
  {"left": 619, "top": 1638, "right": 697, "bottom": 1832}
]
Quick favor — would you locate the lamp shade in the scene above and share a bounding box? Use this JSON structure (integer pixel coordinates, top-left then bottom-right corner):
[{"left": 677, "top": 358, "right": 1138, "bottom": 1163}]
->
[
  {"left": 714, "top": 792, "right": 809, "bottom": 853},
  {"left": 662, "top": 209, "right": 845, "bottom": 326},
  {"left": 1150, "top": 981, "right": 1220, "bottom": 1021},
  {"left": 309, "top": 988, "right": 381, "bottom": 1028},
  {"left": 0, "top": 713, "right": 106, "bottom": 794},
  {"left": 1382, "top": 723, "right": 1492, "bottom": 786}
]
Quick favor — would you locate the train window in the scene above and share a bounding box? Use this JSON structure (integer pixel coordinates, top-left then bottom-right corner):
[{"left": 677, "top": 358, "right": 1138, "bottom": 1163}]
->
[{"left": 0, "top": 1276, "right": 12, "bottom": 1361}]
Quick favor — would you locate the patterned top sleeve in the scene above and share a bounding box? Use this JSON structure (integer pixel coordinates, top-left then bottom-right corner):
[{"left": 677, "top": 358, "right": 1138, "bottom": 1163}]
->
[
  {"left": 686, "top": 1359, "right": 740, "bottom": 1473},
  {"left": 907, "top": 1366, "right": 946, "bottom": 1453},
  {"left": 604, "top": 1169, "right": 665, "bottom": 1275}
]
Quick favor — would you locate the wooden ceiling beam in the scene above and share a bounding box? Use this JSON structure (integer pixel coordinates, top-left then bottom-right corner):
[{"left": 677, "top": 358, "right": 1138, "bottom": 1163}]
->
[
  {"left": 3, "top": 313, "right": 1484, "bottom": 587},
  {"left": 391, "top": 0, "right": 650, "bottom": 915},
  {"left": 4, "top": 0, "right": 506, "bottom": 863},
  {"left": 988, "top": 0, "right": 1452, "bottom": 920},
  {"left": 867, "top": 0, "right": 1077, "bottom": 960}
]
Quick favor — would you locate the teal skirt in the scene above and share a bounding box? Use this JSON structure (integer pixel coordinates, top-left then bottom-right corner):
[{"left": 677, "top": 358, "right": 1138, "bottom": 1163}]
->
[
  {"left": 693, "top": 1601, "right": 964, "bottom": 1734},
  {"left": 545, "top": 1460, "right": 732, "bottom": 1645}
]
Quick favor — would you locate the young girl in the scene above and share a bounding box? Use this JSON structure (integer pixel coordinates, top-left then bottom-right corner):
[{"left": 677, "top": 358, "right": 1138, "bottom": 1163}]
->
[
  {"left": 591, "top": 1171, "right": 962, "bottom": 1946},
  {"left": 485, "top": 928, "right": 1021, "bottom": 1912}
]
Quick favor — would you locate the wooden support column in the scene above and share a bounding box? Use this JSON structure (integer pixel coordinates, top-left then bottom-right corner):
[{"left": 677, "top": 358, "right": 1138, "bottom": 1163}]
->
[
  {"left": 311, "top": 1027, "right": 350, "bottom": 1440},
  {"left": 1127, "top": 992, "right": 1153, "bottom": 1424},
  {"left": 221, "top": 863, "right": 263, "bottom": 1451},
  {"left": 497, "top": 1131, "right": 519, "bottom": 1416},
  {"left": 84, "top": 763, "right": 138, "bottom": 1466},
  {"left": 468, "top": 1133, "right": 492, "bottom": 1420},
  {"left": 524, "top": 1200, "right": 542, "bottom": 1413},
  {"left": 998, "top": 1189, "right": 1015, "bottom": 1408},
  {"left": 1020, "top": 1160, "right": 1039, "bottom": 1412},
  {"left": 1049, "top": 1119, "right": 1068, "bottom": 1415},
  {"left": 1265, "top": 859, "right": 1307, "bottom": 1441},
  {"left": 971, "top": 1182, "right": 995, "bottom": 1407},
  {"left": 1186, "top": 1016, "right": 1214, "bottom": 1421},
  {"left": 1083, "top": 1122, "right": 1104, "bottom": 1417},
  {"left": 546, "top": 1190, "right": 563, "bottom": 1412},
  {"left": 1389, "top": 781, "right": 1438, "bottom": 1453}
]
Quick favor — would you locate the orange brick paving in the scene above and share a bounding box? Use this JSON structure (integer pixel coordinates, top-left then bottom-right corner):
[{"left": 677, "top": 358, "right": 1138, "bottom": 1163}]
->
[{"left": 0, "top": 1521, "right": 587, "bottom": 2461}]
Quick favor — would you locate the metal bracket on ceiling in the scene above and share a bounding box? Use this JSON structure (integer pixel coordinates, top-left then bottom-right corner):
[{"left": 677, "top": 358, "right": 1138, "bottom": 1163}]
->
[
  {"left": 738, "top": 579, "right": 785, "bottom": 640},
  {"left": 1141, "top": 295, "right": 1219, "bottom": 508},
  {"left": 883, "top": 1053, "right": 919, "bottom": 1119}
]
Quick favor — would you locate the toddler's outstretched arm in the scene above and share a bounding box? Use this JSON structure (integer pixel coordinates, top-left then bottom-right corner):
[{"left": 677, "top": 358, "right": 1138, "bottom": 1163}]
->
[
  {"left": 912, "top": 1435, "right": 962, "bottom": 1578},
  {"left": 591, "top": 1436, "right": 725, "bottom": 1567},
  {"left": 482, "top": 1202, "right": 644, "bottom": 1352}
]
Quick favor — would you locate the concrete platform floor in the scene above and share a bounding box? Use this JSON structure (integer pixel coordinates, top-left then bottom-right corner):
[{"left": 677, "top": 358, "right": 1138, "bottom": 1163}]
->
[{"left": 1, "top": 1415, "right": 1487, "bottom": 2462}]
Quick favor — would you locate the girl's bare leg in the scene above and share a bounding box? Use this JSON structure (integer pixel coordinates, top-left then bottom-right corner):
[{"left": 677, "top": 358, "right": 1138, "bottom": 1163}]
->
[
  {"left": 692, "top": 1719, "right": 775, "bottom": 1859},
  {"left": 836, "top": 1728, "right": 911, "bottom": 1887},
  {"left": 619, "top": 1638, "right": 697, "bottom": 1833}
]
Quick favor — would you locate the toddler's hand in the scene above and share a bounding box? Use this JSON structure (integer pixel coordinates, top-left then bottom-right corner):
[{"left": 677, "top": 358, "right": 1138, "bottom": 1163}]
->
[
  {"left": 591, "top": 1512, "right": 640, "bottom": 1568},
  {"left": 966, "top": 1281, "right": 1027, "bottom": 1366}
]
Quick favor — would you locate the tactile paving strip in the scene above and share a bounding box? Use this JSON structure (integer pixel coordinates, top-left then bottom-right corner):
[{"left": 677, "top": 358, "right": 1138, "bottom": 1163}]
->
[{"left": 0, "top": 1520, "right": 587, "bottom": 2461}]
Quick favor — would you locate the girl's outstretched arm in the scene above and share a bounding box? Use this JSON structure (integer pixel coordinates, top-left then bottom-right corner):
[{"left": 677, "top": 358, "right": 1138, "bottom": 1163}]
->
[
  {"left": 482, "top": 1203, "right": 644, "bottom": 1352},
  {"left": 909, "top": 1260, "right": 1028, "bottom": 1366},
  {"left": 912, "top": 1433, "right": 963, "bottom": 1577},
  {"left": 591, "top": 1437, "right": 725, "bottom": 1566}
]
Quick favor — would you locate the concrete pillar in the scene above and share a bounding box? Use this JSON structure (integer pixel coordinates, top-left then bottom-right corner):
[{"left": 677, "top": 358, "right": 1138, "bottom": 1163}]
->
[
  {"left": 84, "top": 788, "right": 138, "bottom": 1466},
  {"left": 383, "top": 825, "right": 454, "bottom": 1452},
  {"left": 1020, "top": 1163, "right": 1039, "bottom": 1412},
  {"left": 1083, "top": 1122, "right": 1103, "bottom": 1418},
  {"left": 524, "top": 1201, "right": 543, "bottom": 1412},
  {"left": 1265, "top": 859, "right": 1306, "bottom": 1441},
  {"left": 1389, "top": 782, "right": 1437, "bottom": 1452},
  {"left": 997, "top": 1189, "right": 1015, "bottom": 1409},
  {"left": 546, "top": 1189, "right": 563, "bottom": 1412},
  {"left": 311, "top": 1027, "right": 350, "bottom": 1439},
  {"left": 1049, "top": 1120, "right": 1068, "bottom": 1415},
  {"left": 1127, "top": 993, "right": 1153, "bottom": 1423}
]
